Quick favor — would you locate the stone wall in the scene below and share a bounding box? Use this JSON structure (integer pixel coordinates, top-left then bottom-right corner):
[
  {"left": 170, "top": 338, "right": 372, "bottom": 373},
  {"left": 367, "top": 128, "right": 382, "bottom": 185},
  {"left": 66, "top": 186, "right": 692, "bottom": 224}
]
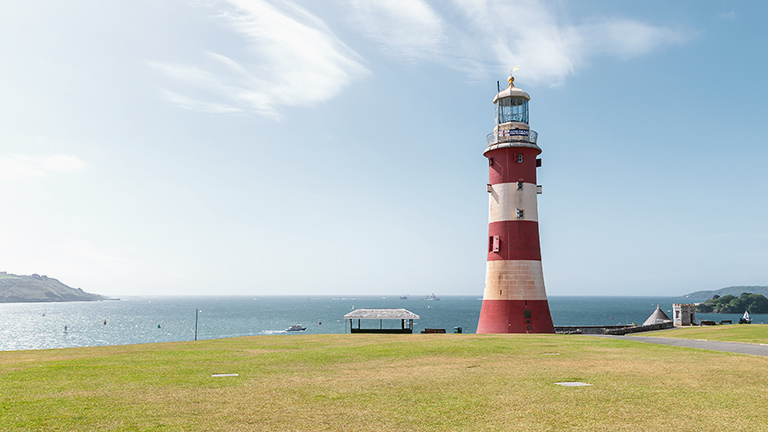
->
[
  {"left": 604, "top": 321, "right": 674, "bottom": 335},
  {"left": 555, "top": 325, "right": 631, "bottom": 335}
]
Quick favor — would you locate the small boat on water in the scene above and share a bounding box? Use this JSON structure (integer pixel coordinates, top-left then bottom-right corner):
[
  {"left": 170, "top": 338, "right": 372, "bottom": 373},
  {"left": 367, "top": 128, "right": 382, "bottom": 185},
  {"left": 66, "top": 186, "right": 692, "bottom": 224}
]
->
[
  {"left": 286, "top": 325, "right": 307, "bottom": 332},
  {"left": 424, "top": 293, "right": 440, "bottom": 301},
  {"left": 399, "top": 295, "right": 408, "bottom": 300},
  {"left": 739, "top": 310, "right": 752, "bottom": 324}
]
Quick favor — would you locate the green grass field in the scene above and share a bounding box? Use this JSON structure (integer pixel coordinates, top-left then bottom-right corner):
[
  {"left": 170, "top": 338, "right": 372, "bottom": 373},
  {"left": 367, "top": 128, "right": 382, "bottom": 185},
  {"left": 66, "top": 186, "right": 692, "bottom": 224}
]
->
[
  {"left": 645, "top": 323, "right": 768, "bottom": 344},
  {"left": 2, "top": 332, "right": 767, "bottom": 431}
]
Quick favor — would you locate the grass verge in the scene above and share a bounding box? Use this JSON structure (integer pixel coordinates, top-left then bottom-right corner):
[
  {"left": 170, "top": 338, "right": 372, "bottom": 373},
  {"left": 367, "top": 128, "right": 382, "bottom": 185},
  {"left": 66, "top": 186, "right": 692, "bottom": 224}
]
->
[
  {"left": 643, "top": 323, "right": 768, "bottom": 344},
  {"left": 2, "top": 333, "right": 767, "bottom": 431}
]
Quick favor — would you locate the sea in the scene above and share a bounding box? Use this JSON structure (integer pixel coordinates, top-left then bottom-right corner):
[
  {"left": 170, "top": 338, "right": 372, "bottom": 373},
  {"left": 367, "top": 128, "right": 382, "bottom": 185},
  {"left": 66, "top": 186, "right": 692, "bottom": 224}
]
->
[{"left": 0, "top": 295, "right": 763, "bottom": 352}]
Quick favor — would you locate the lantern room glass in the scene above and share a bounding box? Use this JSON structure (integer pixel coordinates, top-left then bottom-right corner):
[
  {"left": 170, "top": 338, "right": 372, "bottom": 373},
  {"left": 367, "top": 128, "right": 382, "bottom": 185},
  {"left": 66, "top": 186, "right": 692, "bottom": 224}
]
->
[{"left": 496, "top": 97, "right": 528, "bottom": 125}]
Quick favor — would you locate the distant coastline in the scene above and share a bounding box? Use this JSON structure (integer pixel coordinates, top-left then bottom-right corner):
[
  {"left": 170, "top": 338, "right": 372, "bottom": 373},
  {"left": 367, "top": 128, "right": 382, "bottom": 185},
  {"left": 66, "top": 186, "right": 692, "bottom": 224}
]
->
[
  {"left": 683, "top": 286, "right": 768, "bottom": 299},
  {"left": 0, "top": 272, "right": 107, "bottom": 303}
]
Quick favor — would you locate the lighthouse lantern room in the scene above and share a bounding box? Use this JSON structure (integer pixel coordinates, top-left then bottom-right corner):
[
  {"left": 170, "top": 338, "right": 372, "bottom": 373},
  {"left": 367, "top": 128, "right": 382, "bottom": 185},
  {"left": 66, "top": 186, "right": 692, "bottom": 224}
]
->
[{"left": 476, "top": 76, "right": 555, "bottom": 334}]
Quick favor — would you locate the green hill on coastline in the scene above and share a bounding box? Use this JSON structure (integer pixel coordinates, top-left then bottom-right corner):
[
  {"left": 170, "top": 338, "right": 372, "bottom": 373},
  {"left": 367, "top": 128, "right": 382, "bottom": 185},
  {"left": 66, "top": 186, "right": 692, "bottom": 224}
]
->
[
  {"left": 0, "top": 272, "right": 107, "bottom": 303},
  {"left": 695, "top": 293, "right": 768, "bottom": 314},
  {"left": 684, "top": 285, "right": 768, "bottom": 298}
]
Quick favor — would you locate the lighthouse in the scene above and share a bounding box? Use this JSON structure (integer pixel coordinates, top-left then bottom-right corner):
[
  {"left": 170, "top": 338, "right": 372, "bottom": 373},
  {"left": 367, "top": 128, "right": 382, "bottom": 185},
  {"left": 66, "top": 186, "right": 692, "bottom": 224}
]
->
[{"left": 476, "top": 76, "right": 555, "bottom": 334}]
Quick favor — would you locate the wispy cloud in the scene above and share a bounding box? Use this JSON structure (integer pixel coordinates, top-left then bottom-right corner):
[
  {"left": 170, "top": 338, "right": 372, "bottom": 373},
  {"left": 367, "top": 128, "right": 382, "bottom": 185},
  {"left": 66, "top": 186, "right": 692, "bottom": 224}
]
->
[
  {"left": 149, "top": 0, "right": 369, "bottom": 119},
  {"left": 566, "top": 18, "right": 690, "bottom": 61},
  {"left": 0, "top": 154, "right": 86, "bottom": 181},
  {"left": 344, "top": 0, "right": 691, "bottom": 86},
  {"left": 149, "top": 0, "right": 690, "bottom": 113},
  {"left": 343, "top": 0, "right": 446, "bottom": 60}
]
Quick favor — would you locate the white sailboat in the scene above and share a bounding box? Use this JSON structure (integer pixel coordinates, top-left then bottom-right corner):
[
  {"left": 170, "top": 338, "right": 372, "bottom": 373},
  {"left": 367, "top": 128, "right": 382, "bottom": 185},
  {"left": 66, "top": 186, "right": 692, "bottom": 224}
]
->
[{"left": 739, "top": 310, "right": 752, "bottom": 324}]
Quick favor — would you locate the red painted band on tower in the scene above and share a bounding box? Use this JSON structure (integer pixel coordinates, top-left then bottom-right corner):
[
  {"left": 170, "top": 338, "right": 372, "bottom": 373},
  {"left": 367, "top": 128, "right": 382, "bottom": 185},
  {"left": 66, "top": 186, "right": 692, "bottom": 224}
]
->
[
  {"left": 476, "top": 299, "right": 554, "bottom": 333},
  {"left": 486, "top": 147, "right": 541, "bottom": 185},
  {"left": 487, "top": 220, "right": 542, "bottom": 261}
]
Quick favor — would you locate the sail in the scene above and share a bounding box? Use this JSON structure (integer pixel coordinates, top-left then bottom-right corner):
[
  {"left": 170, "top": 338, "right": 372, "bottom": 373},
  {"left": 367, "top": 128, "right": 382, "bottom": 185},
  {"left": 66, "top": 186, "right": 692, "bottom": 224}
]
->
[{"left": 743, "top": 310, "right": 751, "bottom": 321}]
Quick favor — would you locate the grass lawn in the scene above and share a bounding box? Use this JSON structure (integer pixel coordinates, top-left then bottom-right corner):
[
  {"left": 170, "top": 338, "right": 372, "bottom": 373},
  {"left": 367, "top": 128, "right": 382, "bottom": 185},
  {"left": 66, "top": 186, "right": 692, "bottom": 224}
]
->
[
  {"left": 644, "top": 324, "right": 768, "bottom": 344},
  {"left": 2, "top": 333, "right": 768, "bottom": 431}
]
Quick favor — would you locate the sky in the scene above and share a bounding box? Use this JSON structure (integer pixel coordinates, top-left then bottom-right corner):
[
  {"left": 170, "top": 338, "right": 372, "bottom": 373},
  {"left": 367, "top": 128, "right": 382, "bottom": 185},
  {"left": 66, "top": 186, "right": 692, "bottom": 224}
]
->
[{"left": 1, "top": 0, "right": 767, "bottom": 297}]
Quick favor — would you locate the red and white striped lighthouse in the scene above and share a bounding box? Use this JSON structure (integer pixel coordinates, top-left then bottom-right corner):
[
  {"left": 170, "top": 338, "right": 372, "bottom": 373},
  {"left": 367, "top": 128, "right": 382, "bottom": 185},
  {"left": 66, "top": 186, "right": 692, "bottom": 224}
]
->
[{"left": 476, "top": 75, "right": 554, "bottom": 334}]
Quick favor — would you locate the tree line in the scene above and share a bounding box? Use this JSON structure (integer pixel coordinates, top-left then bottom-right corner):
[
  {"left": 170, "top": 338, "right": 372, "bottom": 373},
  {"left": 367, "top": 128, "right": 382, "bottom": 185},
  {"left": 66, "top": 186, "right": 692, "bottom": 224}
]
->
[{"left": 695, "top": 293, "right": 768, "bottom": 314}]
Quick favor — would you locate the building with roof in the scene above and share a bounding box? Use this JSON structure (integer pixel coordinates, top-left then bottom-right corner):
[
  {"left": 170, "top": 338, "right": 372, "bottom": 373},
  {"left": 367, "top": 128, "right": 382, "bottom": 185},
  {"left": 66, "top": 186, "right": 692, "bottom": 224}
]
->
[
  {"left": 344, "top": 308, "right": 419, "bottom": 334},
  {"left": 673, "top": 303, "right": 696, "bottom": 326},
  {"left": 643, "top": 305, "right": 672, "bottom": 326}
]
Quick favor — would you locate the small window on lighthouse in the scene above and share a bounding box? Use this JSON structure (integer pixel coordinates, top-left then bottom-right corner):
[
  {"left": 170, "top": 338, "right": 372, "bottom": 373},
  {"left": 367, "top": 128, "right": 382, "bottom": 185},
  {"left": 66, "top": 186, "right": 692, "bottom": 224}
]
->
[
  {"left": 516, "top": 209, "right": 524, "bottom": 219},
  {"left": 516, "top": 154, "right": 524, "bottom": 163},
  {"left": 517, "top": 181, "right": 523, "bottom": 190}
]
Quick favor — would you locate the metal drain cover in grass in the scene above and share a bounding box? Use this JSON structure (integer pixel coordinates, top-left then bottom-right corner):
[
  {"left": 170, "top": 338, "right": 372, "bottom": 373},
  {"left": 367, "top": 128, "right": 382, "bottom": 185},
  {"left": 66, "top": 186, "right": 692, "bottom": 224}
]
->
[
  {"left": 212, "top": 373, "right": 239, "bottom": 377},
  {"left": 554, "top": 382, "right": 591, "bottom": 387}
]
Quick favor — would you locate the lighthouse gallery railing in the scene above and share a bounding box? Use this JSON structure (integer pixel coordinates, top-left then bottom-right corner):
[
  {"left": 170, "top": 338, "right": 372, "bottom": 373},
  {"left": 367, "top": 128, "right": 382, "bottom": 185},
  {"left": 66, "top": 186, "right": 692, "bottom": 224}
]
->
[{"left": 486, "top": 129, "right": 538, "bottom": 147}]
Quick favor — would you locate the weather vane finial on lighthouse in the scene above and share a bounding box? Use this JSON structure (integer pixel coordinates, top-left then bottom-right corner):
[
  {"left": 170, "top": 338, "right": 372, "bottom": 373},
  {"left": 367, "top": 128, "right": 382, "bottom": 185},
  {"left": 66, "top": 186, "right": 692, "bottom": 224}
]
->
[{"left": 509, "top": 65, "right": 520, "bottom": 85}]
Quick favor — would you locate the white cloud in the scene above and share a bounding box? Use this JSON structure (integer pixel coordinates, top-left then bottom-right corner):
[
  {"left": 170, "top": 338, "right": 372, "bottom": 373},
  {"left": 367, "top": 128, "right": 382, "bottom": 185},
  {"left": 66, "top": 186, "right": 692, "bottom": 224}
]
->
[
  {"left": 158, "top": 88, "right": 246, "bottom": 114},
  {"left": 150, "top": 0, "right": 369, "bottom": 118},
  {"left": 454, "top": 0, "right": 691, "bottom": 85},
  {"left": 343, "top": 0, "right": 446, "bottom": 60},
  {"left": 0, "top": 154, "right": 86, "bottom": 181},
  {"left": 569, "top": 19, "right": 689, "bottom": 61},
  {"left": 345, "top": 0, "right": 690, "bottom": 86}
]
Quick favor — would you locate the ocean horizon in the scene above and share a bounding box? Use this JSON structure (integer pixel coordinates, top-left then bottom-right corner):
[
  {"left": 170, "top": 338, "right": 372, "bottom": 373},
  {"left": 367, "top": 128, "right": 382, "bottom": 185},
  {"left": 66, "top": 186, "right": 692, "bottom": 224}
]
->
[{"left": 1, "top": 295, "right": 763, "bottom": 352}]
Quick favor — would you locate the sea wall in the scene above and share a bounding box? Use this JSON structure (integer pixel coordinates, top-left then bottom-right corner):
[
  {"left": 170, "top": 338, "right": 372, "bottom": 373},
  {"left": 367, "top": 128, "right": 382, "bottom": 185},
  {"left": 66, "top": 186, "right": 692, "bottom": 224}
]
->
[
  {"left": 554, "top": 322, "right": 674, "bottom": 335},
  {"left": 554, "top": 325, "right": 631, "bottom": 335},
  {"left": 604, "top": 321, "right": 674, "bottom": 335}
]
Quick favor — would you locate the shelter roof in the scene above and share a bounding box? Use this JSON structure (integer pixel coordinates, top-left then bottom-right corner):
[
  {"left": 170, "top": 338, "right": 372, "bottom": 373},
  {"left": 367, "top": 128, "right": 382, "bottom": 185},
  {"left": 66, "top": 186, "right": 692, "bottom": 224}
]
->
[
  {"left": 344, "top": 308, "right": 420, "bottom": 320},
  {"left": 643, "top": 305, "right": 672, "bottom": 326}
]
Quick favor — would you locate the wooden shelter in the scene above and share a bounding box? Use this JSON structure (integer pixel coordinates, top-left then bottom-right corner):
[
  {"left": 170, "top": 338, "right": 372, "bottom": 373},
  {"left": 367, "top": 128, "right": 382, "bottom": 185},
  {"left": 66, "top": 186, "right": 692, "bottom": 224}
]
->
[{"left": 344, "top": 308, "right": 419, "bottom": 334}]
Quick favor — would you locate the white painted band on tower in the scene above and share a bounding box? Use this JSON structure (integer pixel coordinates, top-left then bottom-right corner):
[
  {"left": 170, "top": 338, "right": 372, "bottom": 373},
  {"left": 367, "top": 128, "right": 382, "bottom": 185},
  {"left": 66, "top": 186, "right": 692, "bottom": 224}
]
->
[
  {"left": 483, "top": 260, "right": 547, "bottom": 300},
  {"left": 488, "top": 183, "right": 539, "bottom": 223}
]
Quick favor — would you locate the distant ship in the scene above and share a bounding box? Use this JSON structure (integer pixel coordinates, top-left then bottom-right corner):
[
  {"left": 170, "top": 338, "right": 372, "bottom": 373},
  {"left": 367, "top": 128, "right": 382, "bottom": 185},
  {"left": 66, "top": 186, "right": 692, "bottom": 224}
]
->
[
  {"left": 399, "top": 295, "right": 408, "bottom": 300},
  {"left": 286, "top": 325, "right": 306, "bottom": 332},
  {"left": 424, "top": 293, "right": 440, "bottom": 301}
]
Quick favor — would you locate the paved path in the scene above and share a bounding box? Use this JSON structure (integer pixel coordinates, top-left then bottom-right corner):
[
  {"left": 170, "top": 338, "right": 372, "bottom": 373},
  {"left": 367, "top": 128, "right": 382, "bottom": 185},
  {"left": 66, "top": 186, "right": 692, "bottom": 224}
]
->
[{"left": 597, "top": 335, "right": 768, "bottom": 357}]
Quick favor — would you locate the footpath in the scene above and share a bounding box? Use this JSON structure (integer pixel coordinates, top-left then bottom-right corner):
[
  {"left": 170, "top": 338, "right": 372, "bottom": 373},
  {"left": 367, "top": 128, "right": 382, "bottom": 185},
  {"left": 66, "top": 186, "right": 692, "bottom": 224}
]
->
[{"left": 596, "top": 334, "right": 768, "bottom": 357}]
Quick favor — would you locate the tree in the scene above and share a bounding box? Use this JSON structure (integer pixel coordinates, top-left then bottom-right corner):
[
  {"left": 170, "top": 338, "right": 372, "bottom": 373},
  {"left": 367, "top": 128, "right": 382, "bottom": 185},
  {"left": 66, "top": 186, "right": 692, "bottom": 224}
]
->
[{"left": 695, "top": 293, "right": 768, "bottom": 314}]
